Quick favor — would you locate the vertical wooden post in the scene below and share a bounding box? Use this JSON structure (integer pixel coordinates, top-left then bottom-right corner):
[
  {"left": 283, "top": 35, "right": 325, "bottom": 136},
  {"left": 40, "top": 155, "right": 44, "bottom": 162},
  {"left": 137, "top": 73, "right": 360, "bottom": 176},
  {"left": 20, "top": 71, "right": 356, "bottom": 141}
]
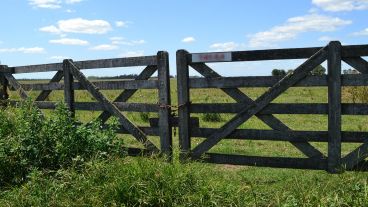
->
[
  {"left": 327, "top": 41, "right": 342, "bottom": 173},
  {"left": 0, "top": 65, "right": 9, "bottom": 102},
  {"left": 63, "top": 59, "right": 75, "bottom": 117},
  {"left": 177, "top": 50, "right": 191, "bottom": 161},
  {"left": 157, "top": 51, "right": 173, "bottom": 160}
]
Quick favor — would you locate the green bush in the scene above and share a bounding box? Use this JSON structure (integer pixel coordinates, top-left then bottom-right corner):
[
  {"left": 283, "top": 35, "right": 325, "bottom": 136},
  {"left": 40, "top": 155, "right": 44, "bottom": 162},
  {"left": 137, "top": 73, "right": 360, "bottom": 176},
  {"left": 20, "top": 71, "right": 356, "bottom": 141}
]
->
[
  {"left": 139, "top": 112, "right": 150, "bottom": 122},
  {"left": 202, "top": 113, "right": 223, "bottom": 122},
  {"left": 0, "top": 100, "right": 124, "bottom": 187}
]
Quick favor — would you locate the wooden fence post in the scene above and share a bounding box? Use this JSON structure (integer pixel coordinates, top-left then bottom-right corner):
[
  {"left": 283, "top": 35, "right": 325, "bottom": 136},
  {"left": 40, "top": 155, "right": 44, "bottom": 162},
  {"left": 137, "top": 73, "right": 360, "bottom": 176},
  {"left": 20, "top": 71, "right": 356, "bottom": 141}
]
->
[
  {"left": 157, "top": 51, "right": 173, "bottom": 160},
  {"left": 63, "top": 59, "right": 75, "bottom": 117},
  {"left": 177, "top": 50, "right": 191, "bottom": 161},
  {"left": 0, "top": 65, "right": 9, "bottom": 102},
  {"left": 328, "top": 41, "right": 342, "bottom": 173}
]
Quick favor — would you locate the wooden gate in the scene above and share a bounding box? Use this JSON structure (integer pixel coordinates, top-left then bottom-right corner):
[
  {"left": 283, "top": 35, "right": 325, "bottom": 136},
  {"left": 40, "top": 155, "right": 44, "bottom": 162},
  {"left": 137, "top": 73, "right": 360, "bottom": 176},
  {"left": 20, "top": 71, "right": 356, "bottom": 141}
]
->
[
  {"left": 0, "top": 51, "right": 172, "bottom": 158},
  {"left": 177, "top": 41, "right": 368, "bottom": 172}
]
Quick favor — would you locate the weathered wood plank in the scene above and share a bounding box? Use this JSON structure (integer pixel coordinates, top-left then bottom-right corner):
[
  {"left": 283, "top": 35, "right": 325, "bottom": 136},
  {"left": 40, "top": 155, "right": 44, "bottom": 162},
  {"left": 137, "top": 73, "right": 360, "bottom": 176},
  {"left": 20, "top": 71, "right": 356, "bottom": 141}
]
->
[
  {"left": 186, "top": 44, "right": 367, "bottom": 63},
  {"left": 327, "top": 41, "right": 342, "bottom": 173},
  {"left": 97, "top": 65, "right": 157, "bottom": 123},
  {"left": 190, "top": 128, "right": 368, "bottom": 143},
  {"left": 342, "top": 44, "right": 368, "bottom": 58},
  {"left": 35, "top": 71, "right": 64, "bottom": 101},
  {"left": 190, "top": 103, "right": 368, "bottom": 115},
  {"left": 342, "top": 143, "right": 368, "bottom": 170},
  {"left": 113, "top": 126, "right": 159, "bottom": 136},
  {"left": 0, "top": 69, "right": 9, "bottom": 101},
  {"left": 63, "top": 60, "right": 75, "bottom": 116},
  {"left": 11, "top": 56, "right": 158, "bottom": 74},
  {"left": 18, "top": 79, "right": 159, "bottom": 91},
  {"left": 66, "top": 60, "right": 159, "bottom": 153},
  {"left": 191, "top": 46, "right": 328, "bottom": 158},
  {"left": 202, "top": 153, "right": 327, "bottom": 170},
  {"left": 76, "top": 102, "right": 158, "bottom": 112},
  {"left": 177, "top": 50, "right": 191, "bottom": 160},
  {"left": 9, "top": 101, "right": 159, "bottom": 112},
  {"left": 188, "top": 74, "right": 368, "bottom": 88},
  {"left": 149, "top": 117, "right": 199, "bottom": 128},
  {"left": 189, "top": 47, "right": 322, "bottom": 63},
  {"left": 343, "top": 57, "right": 368, "bottom": 74},
  {"left": 3, "top": 73, "right": 28, "bottom": 99},
  {"left": 157, "top": 51, "right": 173, "bottom": 158},
  {"left": 190, "top": 62, "right": 324, "bottom": 158}
]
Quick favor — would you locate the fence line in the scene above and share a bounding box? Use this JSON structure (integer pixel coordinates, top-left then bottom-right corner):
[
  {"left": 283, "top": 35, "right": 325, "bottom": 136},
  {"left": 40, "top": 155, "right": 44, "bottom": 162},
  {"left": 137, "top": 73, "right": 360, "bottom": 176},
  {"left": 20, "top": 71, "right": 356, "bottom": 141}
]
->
[{"left": 1, "top": 42, "right": 368, "bottom": 173}]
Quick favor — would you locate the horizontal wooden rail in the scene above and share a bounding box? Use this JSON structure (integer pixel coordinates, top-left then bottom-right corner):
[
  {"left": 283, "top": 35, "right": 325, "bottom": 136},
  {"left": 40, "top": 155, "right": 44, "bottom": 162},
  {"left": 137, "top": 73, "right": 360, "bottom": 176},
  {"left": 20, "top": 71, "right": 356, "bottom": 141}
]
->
[
  {"left": 9, "top": 101, "right": 159, "bottom": 112},
  {"left": 188, "top": 44, "right": 368, "bottom": 63},
  {"left": 114, "top": 126, "right": 159, "bottom": 136},
  {"left": 190, "top": 128, "right": 368, "bottom": 143},
  {"left": 202, "top": 153, "right": 327, "bottom": 170},
  {"left": 7, "top": 56, "right": 158, "bottom": 74},
  {"left": 12, "top": 80, "right": 159, "bottom": 91},
  {"left": 189, "top": 74, "right": 368, "bottom": 88},
  {"left": 190, "top": 103, "right": 368, "bottom": 115}
]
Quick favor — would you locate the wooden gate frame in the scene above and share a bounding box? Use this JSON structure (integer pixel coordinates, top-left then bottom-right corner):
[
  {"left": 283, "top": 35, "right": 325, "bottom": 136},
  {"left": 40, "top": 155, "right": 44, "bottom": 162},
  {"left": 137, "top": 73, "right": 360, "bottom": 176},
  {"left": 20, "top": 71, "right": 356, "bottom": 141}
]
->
[
  {"left": 177, "top": 41, "right": 368, "bottom": 172},
  {"left": 0, "top": 51, "right": 172, "bottom": 158}
]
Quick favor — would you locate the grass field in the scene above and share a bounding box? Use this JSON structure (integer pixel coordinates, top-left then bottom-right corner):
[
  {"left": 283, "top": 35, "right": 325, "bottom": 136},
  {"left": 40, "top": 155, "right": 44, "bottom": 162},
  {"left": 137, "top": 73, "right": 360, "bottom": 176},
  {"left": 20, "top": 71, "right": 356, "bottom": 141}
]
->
[{"left": 1, "top": 78, "right": 368, "bottom": 206}]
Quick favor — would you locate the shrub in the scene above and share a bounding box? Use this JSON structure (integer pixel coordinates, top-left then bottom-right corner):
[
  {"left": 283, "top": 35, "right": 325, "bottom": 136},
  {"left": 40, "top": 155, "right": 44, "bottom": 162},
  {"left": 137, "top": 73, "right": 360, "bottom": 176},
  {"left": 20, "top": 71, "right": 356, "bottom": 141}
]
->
[
  {"left": 0, "top": 100, "right": 124, "bottom": 187},
  {"left": 202, "top": 113, "right": 223, "bottom": 122},
  {"left": 139, "top": 112, "right": 150, "bottom": 122}
]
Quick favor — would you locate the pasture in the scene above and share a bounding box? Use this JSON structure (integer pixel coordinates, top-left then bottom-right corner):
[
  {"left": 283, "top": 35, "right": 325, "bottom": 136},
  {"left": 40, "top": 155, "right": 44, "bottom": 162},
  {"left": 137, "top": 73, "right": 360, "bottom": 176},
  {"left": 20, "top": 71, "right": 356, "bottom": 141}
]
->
[{"left": 0, "top": 78, "right": 367, "bottom": 206}]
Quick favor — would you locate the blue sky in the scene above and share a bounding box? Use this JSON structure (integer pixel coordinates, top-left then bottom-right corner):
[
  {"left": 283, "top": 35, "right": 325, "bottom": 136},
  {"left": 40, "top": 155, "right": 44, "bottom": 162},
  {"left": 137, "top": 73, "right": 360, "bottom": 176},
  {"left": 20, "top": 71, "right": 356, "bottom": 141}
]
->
[{"left": 0, "top": 0, "right": 367, "bottom": 78}]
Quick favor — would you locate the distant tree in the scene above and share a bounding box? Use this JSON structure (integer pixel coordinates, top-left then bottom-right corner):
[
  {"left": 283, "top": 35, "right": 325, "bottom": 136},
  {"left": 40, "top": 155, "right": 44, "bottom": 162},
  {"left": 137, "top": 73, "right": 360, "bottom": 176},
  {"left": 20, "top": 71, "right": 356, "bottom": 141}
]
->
[
  {"left": 271, "top": 69, "right": 287, "bottom": 76},
  {"left": 343, "top": 69, "right": 360, "bottom": 74},
  {"left": 310, "top": 65, "right": 326, "bottom": 75}
]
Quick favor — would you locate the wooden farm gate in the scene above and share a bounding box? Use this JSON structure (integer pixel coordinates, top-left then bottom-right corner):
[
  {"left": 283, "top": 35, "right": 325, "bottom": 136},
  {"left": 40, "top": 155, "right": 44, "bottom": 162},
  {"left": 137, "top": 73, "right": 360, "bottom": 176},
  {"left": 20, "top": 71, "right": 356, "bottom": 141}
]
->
[
  {"left": 177, "top": 41, "right": 368, "bottom": 173},
  {"left": 0, "top": 51, "right": 172, "bottom": 158}
]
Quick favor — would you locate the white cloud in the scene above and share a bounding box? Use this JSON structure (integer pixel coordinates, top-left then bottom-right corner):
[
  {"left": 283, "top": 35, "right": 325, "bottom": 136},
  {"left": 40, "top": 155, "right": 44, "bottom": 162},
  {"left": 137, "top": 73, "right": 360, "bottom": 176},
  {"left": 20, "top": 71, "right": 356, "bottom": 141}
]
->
[
  {"left": 312, "top": 0, "right": 368, "bottom": 12},
  {"left": 29, "top": 0, "right": 82, "bottom": 9},
  {"left": 119, "top": 51, "right": 144, "bottom": 57},
  {"left": 49, "top": 38, "right": 89, "bottom": 45},
  {"left": 90, "top": 44, "right": 118, "bottom": 51},
  {"left": 110, "top": 37, "right": 146, "bottom": 46},
  {"left": 115, "top": 21, "right": 127, "bottom": 28},
  {"left": 29, "top": 0, "right": 62, "bottom": 9},
  {"left": 39, "top": 25, "right": 61, "bottom": 34},
  {"left": 209, "top": 42, "right": 239, "bottom": 51},
  {"left": 182, "top": 37, "right": 196, "bottom": 43},
  {"left": 41, "top": 18, "right": 112, "bottom": 35},
  {"left": 65, "top": 0, "right": 83, "bottom": 4},
  {"left": 352, "top": 28, "right": 368, "bottom": 36},
  {"left": 248, "top": 14, "right": 351, "bottom": 48},
  {"left": 50, "top": 55, "right": 70, "bottom": 60},
  {"left": 0, "top": 47, "right": 45, "bottom": 54}
]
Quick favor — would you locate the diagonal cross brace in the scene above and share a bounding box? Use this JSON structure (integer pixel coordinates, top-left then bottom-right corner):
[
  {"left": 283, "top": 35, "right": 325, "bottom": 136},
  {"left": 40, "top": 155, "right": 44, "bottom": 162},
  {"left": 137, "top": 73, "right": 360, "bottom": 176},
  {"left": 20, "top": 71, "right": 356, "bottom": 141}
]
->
[
  {"left": 341, "top": 142, "right": 368, "bottom": 170},
  {"left": 190, "top": 63, "right": 324, "bottom": 158},
  {"left": 97, "top": 65, "right": 157, "bottom": 124},
  {"left": 3, "top": 72, "right": 29, "bottom": 100},
  {"left": 36, "top": 71, "right": 64, "bottom": 101},
  {"left": 65, "top": 60, "right": 160, "bottom": 153},
  {"left": 191, "top": 47, "right": 328, "bottom": 158},
  {"left": 343, "top": 57, "right": 368, "bottom": 74}
]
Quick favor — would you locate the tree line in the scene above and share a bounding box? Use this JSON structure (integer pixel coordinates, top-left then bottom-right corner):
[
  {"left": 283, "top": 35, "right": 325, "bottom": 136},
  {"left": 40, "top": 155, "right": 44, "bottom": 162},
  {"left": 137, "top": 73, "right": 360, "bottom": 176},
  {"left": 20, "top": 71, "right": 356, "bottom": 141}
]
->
[{"left": 271, "top": 65, "right": 359, "bottom": 76}]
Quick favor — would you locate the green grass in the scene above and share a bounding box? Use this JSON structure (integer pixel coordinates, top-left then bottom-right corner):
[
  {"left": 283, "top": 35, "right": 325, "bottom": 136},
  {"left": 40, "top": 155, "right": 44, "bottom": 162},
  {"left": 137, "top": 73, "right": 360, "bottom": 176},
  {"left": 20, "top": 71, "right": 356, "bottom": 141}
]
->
[{"left": 1, "top": 79, "right": 367, "bottom": 206}]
